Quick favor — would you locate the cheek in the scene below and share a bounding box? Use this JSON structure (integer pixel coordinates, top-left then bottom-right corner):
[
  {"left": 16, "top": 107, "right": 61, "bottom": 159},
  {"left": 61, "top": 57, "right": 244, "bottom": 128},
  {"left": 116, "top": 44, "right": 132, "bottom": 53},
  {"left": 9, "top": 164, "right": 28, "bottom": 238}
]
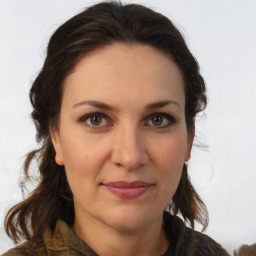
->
[
  {"left": 150, "top": 134, "right": 187, "bottom": 194},
  {"left": 60, "top": 138, "right": 108, "bottom": 204},
  {"left": 151, "top": 134, "right": 187, "bottom": 170},
  {"left": 59, "top": 132, "right": 110, "bottom": 181}
]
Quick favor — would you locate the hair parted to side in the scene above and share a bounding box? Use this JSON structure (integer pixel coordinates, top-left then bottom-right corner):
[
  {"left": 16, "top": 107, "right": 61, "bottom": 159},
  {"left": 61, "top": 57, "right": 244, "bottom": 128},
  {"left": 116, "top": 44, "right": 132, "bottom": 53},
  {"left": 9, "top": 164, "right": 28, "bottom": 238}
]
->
[{"left": 5, "top": 1, "right": 208, "bottom": 244}]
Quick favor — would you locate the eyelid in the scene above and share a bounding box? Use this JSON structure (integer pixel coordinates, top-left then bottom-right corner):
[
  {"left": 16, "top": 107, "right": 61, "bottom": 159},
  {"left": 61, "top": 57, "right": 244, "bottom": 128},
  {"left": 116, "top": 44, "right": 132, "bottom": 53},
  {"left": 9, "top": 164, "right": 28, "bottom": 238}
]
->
[
  {"left": 144, "top": 113, "right": 176, "bottom": 128},
  {"left": 78, "top": 112, "right": 176, "bottom": 130},
  {"left": 79, "top": 112, "right": 112, "bottom": 129},
  {"left": 79, "top": 112, "right": 105, "bottom": 120}
]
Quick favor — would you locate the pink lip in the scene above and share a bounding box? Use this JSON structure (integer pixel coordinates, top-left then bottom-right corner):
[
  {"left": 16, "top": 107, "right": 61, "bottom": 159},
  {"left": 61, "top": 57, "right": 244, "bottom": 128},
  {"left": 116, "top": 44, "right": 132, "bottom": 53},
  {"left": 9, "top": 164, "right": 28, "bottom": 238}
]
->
[{"left": 103, "top": 181, "right": 153, "bottom": 199}]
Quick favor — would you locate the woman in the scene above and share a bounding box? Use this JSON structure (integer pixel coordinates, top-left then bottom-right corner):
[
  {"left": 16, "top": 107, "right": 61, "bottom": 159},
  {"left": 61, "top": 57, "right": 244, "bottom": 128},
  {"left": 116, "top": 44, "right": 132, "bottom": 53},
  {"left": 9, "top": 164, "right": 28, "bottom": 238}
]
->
[{"left": 3, "top": 1, "right": 228, "bottom": 255}]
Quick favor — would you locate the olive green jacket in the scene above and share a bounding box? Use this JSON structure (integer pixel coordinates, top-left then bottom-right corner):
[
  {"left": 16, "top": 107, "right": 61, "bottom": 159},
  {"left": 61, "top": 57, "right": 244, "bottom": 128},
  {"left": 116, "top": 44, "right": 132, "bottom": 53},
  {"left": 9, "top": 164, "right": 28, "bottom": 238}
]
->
[{"left": 2, "top": 213, "right": 229, "bottom": 256}]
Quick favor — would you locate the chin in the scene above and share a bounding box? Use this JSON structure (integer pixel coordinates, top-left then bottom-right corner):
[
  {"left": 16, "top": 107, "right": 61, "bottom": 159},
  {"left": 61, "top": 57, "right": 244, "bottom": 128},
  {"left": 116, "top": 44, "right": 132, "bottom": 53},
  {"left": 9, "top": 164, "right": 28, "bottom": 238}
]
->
[{"left": 102, "top": 206, "right": 161, "bottom": 231}]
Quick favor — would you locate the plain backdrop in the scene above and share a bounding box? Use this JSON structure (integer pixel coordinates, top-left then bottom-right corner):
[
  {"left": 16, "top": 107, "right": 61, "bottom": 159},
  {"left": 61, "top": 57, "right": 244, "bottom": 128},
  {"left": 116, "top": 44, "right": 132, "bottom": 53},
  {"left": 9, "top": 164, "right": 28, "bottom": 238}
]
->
[{"left": 0, "top": 0, "right": 256, "bottom": 254}]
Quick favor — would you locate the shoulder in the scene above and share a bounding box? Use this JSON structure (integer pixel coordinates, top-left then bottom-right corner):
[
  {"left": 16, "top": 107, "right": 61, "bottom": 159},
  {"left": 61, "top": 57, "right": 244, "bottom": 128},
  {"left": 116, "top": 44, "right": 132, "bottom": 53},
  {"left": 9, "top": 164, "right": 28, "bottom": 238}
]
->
[
  {"left": 2, "top": 238, "right": 47, "bottom": 256},
  {"left": 2, "top": 246, "right": 26, "bottom": 256},
  {"left": 164, "top": 212, "right": 229, "bottom": 256},
  {"left": 190, "top": 229, "right": 229, "bottom": 256}
]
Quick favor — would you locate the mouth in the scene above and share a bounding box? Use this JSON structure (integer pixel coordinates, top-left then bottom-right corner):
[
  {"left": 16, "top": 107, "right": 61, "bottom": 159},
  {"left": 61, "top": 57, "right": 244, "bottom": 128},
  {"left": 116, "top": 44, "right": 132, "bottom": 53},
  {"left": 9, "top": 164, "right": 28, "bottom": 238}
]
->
[{"left": 102, "top": 181, "right": 153, "bottom": 199}]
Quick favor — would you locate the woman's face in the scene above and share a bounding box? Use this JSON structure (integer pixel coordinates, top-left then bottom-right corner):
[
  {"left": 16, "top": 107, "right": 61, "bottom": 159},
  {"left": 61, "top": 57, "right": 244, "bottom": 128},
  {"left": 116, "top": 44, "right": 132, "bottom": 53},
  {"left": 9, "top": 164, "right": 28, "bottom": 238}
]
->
[{"left": 51, "top": 43, "right": 193, "bottom": 231}]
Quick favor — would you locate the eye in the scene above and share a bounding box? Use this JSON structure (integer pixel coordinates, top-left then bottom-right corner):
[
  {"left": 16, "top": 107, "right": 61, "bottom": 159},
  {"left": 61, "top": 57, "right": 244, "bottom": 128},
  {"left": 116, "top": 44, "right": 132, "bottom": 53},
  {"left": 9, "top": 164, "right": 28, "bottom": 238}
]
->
[
  {"left": 151, "top": 115, "right": 164, "bottom": 126},
  {"left": 79, "top": 113, "right": 111, "bottom": 129},
  {"left": 90, "top": 115, "right": 104, "bottom": 126},
  {"left": 145, "top": 113, "right": 175, "bottom": 128}
]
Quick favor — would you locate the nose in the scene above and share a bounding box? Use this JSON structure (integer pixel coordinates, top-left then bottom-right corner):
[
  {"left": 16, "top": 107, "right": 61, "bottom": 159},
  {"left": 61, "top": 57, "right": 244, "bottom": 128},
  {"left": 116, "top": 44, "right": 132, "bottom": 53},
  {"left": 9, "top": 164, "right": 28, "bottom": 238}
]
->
[{"left": 110, "top": 126, "right": 149, "bottom": 171}]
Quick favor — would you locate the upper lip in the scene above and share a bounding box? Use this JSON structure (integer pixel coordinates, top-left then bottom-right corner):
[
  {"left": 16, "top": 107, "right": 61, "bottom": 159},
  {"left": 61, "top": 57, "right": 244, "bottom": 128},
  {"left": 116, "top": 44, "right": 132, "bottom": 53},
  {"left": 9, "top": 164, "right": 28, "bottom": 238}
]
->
[{"left": 103, "top": 181, "right": 153, "bottom": 188}]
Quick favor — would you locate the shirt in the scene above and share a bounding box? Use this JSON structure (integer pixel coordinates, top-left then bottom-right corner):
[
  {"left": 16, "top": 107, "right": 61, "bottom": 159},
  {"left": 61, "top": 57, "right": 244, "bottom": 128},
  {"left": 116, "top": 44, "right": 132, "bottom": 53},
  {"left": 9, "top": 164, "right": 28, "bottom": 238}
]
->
[{"left": 2, "top": 212, "right": 229, "bottom": 256}]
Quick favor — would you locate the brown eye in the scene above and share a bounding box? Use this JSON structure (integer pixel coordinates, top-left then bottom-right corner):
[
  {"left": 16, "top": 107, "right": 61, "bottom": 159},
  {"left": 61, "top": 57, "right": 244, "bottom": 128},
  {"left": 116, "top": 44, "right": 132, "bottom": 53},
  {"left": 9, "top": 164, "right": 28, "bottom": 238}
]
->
[
  {"left": 146, "top": 113, "right": 174, "bottom": 129},
  {"left": 90, "top": 115, "right": 102, "bottom": 126},
  {"left": 152, "top": 115, "right": 163, "bottom": 126},
  {"left": 80, "top": 113, "right": 111, "bottom": 129}
]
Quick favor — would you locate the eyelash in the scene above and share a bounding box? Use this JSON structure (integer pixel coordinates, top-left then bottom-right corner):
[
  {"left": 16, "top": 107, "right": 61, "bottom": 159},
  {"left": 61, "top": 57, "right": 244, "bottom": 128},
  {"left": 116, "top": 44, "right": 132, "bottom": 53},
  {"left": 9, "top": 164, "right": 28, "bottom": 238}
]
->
[
  {"left": 145, "top": 113, "right": 175, "bottom": 129},
  {"left": 79, "top": 113, "right": 111, "bottom": 130},
  {"left": 79, "top": 112, "right": 176, "bottom": 130}
]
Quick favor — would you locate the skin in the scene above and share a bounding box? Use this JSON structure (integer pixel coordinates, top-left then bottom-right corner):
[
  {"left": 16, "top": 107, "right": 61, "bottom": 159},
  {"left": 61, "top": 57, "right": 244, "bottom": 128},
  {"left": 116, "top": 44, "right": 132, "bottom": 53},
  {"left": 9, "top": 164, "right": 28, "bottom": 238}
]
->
[{"left": 51, "top": 43, "right": 194, "bottom": 256}]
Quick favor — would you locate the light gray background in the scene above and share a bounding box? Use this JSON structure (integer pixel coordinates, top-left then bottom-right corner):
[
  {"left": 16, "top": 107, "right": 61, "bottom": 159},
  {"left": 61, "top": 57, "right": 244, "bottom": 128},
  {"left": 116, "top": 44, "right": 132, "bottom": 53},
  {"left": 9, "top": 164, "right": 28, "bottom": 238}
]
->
[{"left": 0, "top": 0, "right": 255, "bottom": 254}]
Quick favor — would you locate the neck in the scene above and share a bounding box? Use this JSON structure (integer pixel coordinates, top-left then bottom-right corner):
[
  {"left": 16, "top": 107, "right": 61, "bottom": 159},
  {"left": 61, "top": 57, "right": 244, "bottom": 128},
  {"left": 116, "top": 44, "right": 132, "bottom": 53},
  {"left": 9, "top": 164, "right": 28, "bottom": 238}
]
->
[{"left": 72, "top": 212, "right": 169, "bottom": 256}]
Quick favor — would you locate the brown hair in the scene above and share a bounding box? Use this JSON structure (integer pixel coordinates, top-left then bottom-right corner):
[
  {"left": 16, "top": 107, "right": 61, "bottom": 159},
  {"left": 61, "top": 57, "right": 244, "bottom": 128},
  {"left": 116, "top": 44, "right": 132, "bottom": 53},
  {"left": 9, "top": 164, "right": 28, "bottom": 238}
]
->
[
  {"left": 234, "top": 244, "right": 256, "bottom": 256},
  {"left": 5, "top": 1, "right": 208, "bottom": 244}
]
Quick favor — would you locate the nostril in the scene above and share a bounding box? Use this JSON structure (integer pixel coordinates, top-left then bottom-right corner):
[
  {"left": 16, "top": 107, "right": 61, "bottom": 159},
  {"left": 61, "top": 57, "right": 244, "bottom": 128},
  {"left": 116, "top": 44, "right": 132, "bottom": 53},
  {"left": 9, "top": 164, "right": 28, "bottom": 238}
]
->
[{"left": 115, "top": 163, "right": 122, "bottom": 168}]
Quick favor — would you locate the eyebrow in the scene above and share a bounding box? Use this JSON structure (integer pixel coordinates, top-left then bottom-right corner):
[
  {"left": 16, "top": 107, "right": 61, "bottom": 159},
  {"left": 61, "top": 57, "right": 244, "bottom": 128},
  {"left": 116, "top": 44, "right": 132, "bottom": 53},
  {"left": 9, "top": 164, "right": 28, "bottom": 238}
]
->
[
  {"left": 145, "top": 100, "right": 180, "bottom": 110},
  {"left": 73, "top": 99, "right": 180, "bottom": 111},
  {"left": 73, "top": 100, "right": 115, "bottom": 111}
]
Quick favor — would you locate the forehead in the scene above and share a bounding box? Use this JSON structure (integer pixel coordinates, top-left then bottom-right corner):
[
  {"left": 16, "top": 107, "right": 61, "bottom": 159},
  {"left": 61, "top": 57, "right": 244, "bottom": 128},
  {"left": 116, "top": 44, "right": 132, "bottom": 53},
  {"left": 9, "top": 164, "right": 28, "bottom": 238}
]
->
[{"left": 62, "top": 43, "right": 185, "bottom": 109}]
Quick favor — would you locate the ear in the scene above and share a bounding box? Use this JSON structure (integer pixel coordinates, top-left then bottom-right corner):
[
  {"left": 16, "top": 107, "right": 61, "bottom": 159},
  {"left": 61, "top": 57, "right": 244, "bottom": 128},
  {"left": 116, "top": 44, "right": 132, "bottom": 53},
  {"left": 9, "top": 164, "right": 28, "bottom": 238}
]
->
[
  {"left": 184, "top": 124, "right": 195, "bottom": 162},
  {"left": 50, "top": 128, "right": 64, "bottom": 166}
]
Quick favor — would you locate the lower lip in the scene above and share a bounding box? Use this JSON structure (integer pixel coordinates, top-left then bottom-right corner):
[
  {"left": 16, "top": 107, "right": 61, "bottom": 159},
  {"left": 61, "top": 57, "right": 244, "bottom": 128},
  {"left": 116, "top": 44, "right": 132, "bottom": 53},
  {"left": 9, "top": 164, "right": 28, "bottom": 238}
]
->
[{"left": 104, "top": 185, "right": 152, "bottom": 199}]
